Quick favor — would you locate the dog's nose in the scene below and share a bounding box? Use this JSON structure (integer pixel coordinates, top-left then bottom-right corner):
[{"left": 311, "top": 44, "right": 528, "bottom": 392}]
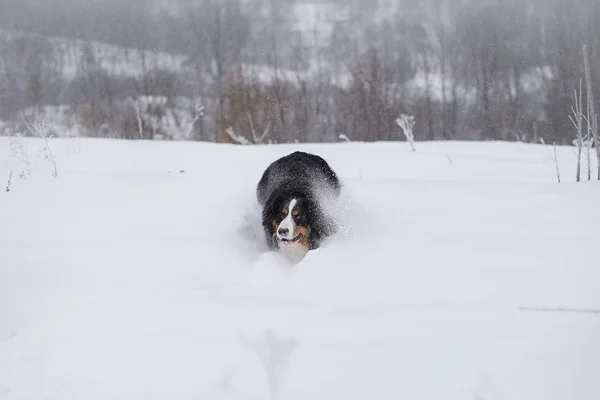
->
[{"left": 278, "top": 227, "right": 289, "bottom": 236}]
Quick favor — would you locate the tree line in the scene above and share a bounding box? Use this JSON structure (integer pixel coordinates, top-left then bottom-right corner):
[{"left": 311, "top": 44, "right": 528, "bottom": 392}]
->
[{"left": 0, "top": 0, "right": 599, "bottom": 145}]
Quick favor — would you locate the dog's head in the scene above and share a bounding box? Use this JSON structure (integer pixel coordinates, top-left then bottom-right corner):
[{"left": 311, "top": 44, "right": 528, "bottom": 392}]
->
[
  {"left": 270, "top": 196, "right": 312, "bottom": 250},
  {"left": 262, "top": 185, "right": 334, "bottom": 257}
]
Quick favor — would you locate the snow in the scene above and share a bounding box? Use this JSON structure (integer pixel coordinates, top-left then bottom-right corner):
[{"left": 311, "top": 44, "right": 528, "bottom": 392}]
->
[{"left": 1, "top": 137, "right": 599, "bottom": 400}]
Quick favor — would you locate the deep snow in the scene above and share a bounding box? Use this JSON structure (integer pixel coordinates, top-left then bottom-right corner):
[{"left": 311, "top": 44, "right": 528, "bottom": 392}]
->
[{"left": 1, "top": 137, "right": 599, "bottom": 400}]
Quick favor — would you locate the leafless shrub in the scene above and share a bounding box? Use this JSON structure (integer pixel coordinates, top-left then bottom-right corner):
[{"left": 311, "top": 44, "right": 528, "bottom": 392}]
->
[
  {"left": 396, "top": 114, "right": 416, "bottom": 151},
  {"left": 568, "top": 80, "right": 584, "bottom": 182},
  {"left": 22, "top": 117, "right": 58, "bottom": 179}
]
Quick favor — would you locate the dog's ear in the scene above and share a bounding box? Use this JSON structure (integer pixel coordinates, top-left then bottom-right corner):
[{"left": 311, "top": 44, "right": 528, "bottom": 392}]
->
[{"left": 261, "top": 194, "right": 280, "bottom": 249}]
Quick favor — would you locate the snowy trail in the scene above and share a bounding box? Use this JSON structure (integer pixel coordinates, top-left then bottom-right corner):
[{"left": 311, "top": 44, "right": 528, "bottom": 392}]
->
[{"left": 1, "top": 137, "right": 599, "bottom": 400}]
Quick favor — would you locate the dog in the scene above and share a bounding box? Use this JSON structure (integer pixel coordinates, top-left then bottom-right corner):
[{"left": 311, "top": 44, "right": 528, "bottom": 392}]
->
[{"left": 256, "top": 151, "right": 341, "bottom": 261}]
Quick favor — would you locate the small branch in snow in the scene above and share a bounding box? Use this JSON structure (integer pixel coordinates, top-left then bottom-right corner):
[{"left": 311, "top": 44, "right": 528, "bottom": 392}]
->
[
  {"left": 568, "top": 79, "right": 583, "bottom": 182},
  {"left": 585, "top": 74, "right": 593, "bottom": 181},
  {"left": 396, "top": 114, "right": 416, "bottom": 152},
  {"left": 586, "top": 119, "right": 592, "bottom": 181},
  {"left": 69, "top": 123, "right": 82, "bottom": 154},
  {"left": 41, "top": 133, "right": 58, "bottom": 180},
  {"left": 134, "top": 100, "right": 144, "bottom": 139},
  {"left": 225, "top": 126, "right": 251, "bottom": 145},
  {"left": 553, "top": 143, "right": 561, "bottom": 183},
  {"left": 581, "top": 111, "right": 597, "bottom": 182},
  {"left": 257, "top": 121, "right": 271, "bottom": 144},
  {"left": 226, "top": 121, "right": 271, "bottom": 145},
  {"left": 6, "top": 171, "right": 12, "bottom": 192},
  {"left": 248, "top": 113, "right": 259, "bottom": 143}
]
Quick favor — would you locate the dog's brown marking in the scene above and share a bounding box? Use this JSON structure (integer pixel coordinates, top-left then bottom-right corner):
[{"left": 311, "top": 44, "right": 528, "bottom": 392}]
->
[{"left": 295, "top": 225, "right": 311, "bottom": 251}]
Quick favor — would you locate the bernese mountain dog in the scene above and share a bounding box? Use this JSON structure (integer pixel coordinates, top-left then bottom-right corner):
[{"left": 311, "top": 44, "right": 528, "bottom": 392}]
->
[{"left": 256, "top": 151, "right": 341, "bottom": 261}]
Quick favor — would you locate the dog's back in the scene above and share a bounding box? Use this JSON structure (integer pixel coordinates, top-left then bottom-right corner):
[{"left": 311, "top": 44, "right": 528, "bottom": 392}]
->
[{"left": 256, "top": 151, "right": 340, "bottom": 206}]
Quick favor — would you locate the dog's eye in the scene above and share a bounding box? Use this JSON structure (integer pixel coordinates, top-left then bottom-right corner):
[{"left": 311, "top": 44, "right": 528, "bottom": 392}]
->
[
  {"left": 282, "top": 209, "right": 288, "bottom": 216},
  {"left": 292, "top": 209, "right": 299, "bottom": 216}
]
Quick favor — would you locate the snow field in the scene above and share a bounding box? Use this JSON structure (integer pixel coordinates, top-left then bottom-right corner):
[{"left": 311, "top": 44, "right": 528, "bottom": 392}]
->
[{"left": 1, "top": 137, "right": 599, "bottom": 400}]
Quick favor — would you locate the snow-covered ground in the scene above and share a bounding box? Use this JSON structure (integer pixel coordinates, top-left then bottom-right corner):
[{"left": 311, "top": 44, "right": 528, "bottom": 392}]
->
[{"left": 1, "top": 137, "right": 599, "bottom": 400}]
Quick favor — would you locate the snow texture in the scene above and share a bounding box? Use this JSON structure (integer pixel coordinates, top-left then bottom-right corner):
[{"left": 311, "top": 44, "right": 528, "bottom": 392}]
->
[{"left": 1, "top": 137, "right": 599, "bottom": 400}]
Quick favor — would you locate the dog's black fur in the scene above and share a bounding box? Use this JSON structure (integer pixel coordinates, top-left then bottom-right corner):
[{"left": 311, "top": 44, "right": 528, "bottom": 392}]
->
[{"left": 256, "top": 151, "right": 341, "bottom": 251}]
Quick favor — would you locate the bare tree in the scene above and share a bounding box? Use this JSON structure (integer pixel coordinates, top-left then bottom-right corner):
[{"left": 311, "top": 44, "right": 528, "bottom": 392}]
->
[{"left": 187, "top": 0, "right": 251, "bottom": 142}]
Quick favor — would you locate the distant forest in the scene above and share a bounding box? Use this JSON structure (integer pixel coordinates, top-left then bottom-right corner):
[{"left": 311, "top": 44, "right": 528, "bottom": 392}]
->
[{"left": 0, "top": 0, "right": 599, "bottom": 145}]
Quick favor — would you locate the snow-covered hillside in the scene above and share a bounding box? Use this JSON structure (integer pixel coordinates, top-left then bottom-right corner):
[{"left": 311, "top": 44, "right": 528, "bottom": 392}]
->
[
  {"left": 0, "top": 28, "right": 189, "bottom": 80},
  {"left": 1, "top": 138, "right": 599, "bottom": 399}
]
